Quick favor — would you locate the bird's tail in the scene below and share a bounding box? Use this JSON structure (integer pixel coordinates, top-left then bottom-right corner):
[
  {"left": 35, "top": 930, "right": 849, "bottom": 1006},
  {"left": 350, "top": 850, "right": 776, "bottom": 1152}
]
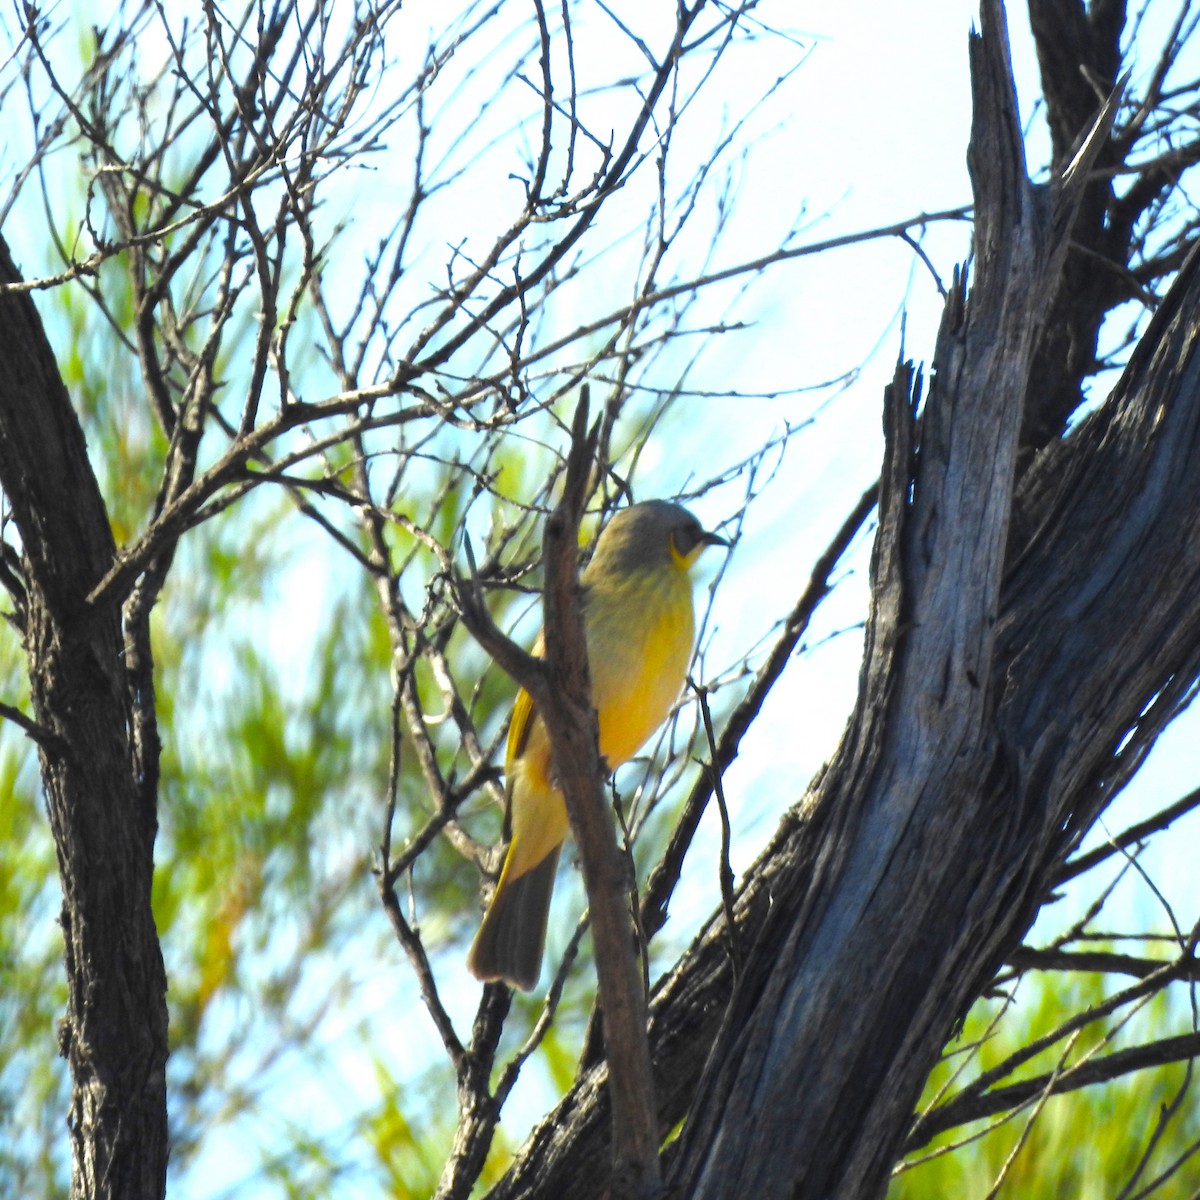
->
[{"left": 467, "top": 845, "right": 561, "bottom": 992}]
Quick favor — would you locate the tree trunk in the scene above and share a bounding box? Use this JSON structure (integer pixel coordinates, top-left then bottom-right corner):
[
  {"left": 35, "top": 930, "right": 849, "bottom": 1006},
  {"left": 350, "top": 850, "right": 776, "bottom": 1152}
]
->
[
  {"left": 0, "top": 238, "right": 169, "bottom": 1200},
  {"left": 492, "top": 4, "right": 1200, "bottom": 1197}
]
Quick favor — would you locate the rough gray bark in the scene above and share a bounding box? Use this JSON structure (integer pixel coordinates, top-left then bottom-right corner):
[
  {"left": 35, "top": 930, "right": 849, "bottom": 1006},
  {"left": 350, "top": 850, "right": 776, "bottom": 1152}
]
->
[
  {"left": 0, "top": 237, "right": 169, "bottom": 1200},
  {"left": 1019, "top": 0, "right": 1127, "bottom": 456},
  {"left": 669, "top": 11, "right": 1084, "bottom": 1193},
  {"left": 490, "top": 4, "right": 1200, "bottom": 1198}
]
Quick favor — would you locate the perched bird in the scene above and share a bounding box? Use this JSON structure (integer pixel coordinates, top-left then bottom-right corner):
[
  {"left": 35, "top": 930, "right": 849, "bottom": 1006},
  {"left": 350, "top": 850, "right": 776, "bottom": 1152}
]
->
[{"left": 467, "top": 500, "right": 727, "bottom": 991}]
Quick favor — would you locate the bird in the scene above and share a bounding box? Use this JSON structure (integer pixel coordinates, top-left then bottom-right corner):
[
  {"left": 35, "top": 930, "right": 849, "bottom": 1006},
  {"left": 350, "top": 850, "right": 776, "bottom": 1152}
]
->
[{"left": 467, "top": 499, "right": 728, "bottom": 991}]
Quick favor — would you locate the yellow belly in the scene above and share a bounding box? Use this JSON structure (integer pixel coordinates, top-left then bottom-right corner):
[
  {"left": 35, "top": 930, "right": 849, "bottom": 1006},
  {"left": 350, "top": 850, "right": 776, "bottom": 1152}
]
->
[{"left": 586, "top": 569, "right": 695, "bottom": 769}]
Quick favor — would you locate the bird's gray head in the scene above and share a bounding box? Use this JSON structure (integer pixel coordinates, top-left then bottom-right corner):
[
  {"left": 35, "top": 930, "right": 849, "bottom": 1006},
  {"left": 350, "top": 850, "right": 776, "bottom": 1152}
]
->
[{"left": 587, "top": 500, "right": 727, "bottom": 576}]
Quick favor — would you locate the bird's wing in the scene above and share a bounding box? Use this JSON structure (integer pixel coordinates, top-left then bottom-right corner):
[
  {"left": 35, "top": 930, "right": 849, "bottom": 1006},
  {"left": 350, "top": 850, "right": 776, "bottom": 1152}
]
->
[{"left": 506, "top": 685, "right": 536, "bottom": 767}]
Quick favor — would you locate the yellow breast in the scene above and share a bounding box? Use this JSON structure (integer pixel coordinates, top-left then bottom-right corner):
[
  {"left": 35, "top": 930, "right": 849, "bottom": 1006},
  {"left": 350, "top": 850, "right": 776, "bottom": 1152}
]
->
[{"left": 584, "top": 566, "right": 695, "bottom": 769}]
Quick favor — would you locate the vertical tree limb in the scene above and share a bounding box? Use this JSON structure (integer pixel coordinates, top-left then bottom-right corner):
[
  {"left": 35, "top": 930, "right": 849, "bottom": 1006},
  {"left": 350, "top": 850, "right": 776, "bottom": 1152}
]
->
[
  {"left": 448, "top": 391, "right": 660, "bottom": 1195},
  {"left": 0, "top": 235, "right": 169, "bottom": 1200},
  {"left": 537, "top": 393, "right": 661, "bottom": 1198},
  {"left": 665, "top": 4, "right": 1119, "bottom": 1196}
]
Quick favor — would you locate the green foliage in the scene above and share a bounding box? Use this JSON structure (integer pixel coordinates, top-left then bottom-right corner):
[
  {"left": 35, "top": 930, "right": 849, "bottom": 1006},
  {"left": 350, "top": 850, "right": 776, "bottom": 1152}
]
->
[
  {"left": 890, "top": 970, "right": 1200, "bottom": 1198},
  {"left": 364, "top": 1055, "right": 446, "bottom": 1198}
]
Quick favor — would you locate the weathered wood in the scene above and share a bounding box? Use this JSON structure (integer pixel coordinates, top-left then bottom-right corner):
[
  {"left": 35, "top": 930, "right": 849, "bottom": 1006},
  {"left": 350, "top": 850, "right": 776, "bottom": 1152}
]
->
[
  {"left": 1019, "top": 0, "right": 1127, "bottom": 456},
  {"left": 667, "top": 6, "right": 1064, "bottom": 1194},
  {"left": 488, "top": 3, "right": 1200, "bottom": 1196}
]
